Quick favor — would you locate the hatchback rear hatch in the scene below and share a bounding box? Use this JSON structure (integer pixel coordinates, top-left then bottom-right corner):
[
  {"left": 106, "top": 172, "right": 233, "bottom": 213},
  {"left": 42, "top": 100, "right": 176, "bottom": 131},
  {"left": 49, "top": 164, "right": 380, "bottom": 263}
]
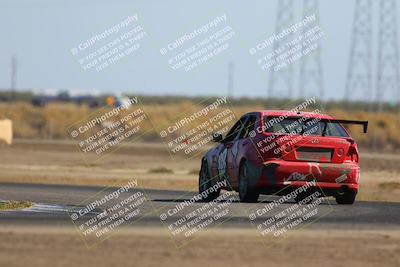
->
[{"left": 262, "top": 115, "right": 367, "bottom": 164}]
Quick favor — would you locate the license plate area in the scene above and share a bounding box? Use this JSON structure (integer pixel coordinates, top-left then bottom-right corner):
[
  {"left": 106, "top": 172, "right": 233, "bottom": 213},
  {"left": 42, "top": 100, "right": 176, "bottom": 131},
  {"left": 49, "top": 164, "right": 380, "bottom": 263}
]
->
[{"left": 296, "top": 147, "right": 333, "bottom": 162}]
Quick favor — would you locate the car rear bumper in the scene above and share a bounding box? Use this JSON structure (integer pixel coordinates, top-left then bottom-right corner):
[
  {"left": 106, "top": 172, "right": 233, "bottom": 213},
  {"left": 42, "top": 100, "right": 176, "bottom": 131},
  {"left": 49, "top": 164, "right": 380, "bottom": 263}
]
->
[{"left": 251, "top": 159, "right": 360, "bottom": 196}]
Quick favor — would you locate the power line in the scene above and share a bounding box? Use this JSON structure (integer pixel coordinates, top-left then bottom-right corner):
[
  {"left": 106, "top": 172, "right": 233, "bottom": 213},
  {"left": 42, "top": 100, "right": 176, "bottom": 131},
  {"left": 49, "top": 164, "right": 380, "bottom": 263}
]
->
[
  {"left": 299, "top": 0, "right": 324, "bottom": 100},
  {"left": 268, "top": 0, "right": 294, "bottom": 99},
  {"left": 344, "top": 0, "right": 373, "bottom": 104},
  {"left": 376, "top": 0, "right": 400, "bottom": 110}
]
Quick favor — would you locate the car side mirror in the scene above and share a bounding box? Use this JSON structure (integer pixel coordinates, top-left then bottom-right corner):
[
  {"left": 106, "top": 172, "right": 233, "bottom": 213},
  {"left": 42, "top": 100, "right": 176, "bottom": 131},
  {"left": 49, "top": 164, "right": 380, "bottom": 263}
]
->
[{"left": 212, "top": 133, "right": 223, "bottom": 142}]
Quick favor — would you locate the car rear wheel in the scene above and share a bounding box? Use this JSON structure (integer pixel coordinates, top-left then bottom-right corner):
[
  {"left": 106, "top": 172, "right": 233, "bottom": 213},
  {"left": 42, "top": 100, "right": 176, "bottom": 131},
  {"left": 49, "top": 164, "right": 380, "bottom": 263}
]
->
[
  {"left": 335, "top": 191, "right": 356, "bottom": 205},
  {"left": 199, "top": 159, "right": 220, "bottom": 202},
  {"left": 239, "top": 161, "right": 259, "bottom": 203}
]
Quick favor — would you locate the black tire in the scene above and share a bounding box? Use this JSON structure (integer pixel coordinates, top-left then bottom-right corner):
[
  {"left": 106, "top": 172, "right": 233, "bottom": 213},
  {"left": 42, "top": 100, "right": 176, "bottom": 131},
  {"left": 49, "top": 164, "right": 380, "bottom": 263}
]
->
[
  {"left": 238, "top": 161, "right": 259, "bottom": 203},
  {"left": 198, "top": 159, "right": 220, "bottom": 202},
  {"left": 335, "top": 191, "right": 356, "bottom": 205}
]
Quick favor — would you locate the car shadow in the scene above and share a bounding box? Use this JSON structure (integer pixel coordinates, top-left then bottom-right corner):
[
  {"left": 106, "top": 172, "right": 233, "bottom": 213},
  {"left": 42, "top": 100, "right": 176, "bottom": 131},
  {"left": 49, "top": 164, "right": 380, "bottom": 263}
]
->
[{"left": 152, "top": 199, "right": 242, "bottom": 203}]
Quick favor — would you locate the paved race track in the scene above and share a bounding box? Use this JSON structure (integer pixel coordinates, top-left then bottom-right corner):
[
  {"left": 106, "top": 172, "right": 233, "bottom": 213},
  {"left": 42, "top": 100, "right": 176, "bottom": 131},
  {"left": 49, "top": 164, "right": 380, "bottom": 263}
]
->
[{"left": 0, "top": 183, "right": 399, "bottom": 230}]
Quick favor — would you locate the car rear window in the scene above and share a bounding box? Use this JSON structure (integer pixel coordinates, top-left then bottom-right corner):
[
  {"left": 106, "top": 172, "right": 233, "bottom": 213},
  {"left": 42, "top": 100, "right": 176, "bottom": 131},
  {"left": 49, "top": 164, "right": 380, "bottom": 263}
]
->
[{"left": 263, "top": 116, "right": 349, "bottom": 137}]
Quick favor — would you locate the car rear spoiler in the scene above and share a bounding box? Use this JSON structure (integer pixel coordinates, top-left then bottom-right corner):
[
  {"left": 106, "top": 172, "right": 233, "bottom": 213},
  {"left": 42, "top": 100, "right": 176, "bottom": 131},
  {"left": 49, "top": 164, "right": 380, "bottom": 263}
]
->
[{"left": 318, "top": 119, "right": 369, "bottom": 133}]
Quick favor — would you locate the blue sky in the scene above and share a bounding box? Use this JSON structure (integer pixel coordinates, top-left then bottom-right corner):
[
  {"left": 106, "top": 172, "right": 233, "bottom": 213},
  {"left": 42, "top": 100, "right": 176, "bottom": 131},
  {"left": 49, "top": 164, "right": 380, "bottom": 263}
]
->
[{"left": 0, "top": 0, "right": 397, "bottom": 101}]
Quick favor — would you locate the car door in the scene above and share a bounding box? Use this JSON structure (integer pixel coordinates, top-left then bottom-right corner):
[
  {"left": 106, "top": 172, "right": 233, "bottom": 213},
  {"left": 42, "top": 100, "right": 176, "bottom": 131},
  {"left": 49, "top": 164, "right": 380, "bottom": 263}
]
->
[
  {"left": 224, "top": 115, "right": 251, "bottom": 188},
  {"left": 216, "top": 116, "right": 248, "bottom": 187},
  {"left": 227, "top": 114, "right": 256, "bottom": 187}
]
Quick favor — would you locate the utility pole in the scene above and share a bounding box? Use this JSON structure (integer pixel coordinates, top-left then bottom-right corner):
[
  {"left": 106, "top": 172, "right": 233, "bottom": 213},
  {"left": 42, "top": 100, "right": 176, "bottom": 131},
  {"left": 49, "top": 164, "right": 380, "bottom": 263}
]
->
[
  {"left": 11, "top": 55, "right": 17, "bottom": 101},
  {"left": 227, "top": 61, "right": 234, "bottom": 99}
]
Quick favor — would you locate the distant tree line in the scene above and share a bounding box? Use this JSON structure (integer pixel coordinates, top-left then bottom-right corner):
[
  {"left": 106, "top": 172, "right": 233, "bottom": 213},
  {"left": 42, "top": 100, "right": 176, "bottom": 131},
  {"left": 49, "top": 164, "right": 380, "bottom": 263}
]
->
[{"left": 0, "top": 90, "right": 398, "bottom": 112}]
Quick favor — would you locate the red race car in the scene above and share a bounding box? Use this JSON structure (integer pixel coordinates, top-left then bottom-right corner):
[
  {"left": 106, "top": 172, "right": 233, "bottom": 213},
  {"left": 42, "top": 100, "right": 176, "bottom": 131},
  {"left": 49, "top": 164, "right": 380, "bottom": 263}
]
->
[{"left": 199, "top": 110, "right": 368, "bottom": 204}]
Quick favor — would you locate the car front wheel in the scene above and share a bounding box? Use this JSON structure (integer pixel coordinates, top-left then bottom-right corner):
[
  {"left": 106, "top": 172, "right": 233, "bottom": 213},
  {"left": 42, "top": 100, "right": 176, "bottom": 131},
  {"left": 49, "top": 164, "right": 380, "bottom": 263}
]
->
[{"left": 199, "top": 159, "right": 220, "bottom": 202}]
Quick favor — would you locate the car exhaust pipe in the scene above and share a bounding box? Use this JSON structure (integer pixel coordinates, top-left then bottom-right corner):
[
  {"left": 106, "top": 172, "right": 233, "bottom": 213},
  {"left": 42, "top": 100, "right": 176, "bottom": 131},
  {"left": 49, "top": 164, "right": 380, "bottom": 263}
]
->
[{"left": 337, "top": 185, "right": 348, "bottom": 196}]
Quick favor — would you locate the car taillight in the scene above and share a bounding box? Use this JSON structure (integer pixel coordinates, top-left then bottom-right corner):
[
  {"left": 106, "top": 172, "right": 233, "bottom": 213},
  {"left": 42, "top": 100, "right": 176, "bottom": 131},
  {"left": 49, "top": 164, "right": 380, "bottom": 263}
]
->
[{"left": 345, "top": 146, "right": 358, "bottom": 162}]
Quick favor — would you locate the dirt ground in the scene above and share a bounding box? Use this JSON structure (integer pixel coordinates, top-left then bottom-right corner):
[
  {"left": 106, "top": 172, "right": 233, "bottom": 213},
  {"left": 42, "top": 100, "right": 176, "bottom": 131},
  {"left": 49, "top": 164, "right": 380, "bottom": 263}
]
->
[
  {"left": 0, "top": 139, "right": 400, "bottom": 201},
  {"left": 0, "top": 227, "right": 399, "bottom": 267}
]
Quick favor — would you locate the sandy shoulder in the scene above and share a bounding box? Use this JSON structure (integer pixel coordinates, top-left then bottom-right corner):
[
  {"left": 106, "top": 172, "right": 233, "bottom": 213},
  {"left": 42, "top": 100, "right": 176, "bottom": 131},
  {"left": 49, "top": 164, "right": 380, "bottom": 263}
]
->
[{"left": 0, "top": 226, "right": 399, "bottom": 267}]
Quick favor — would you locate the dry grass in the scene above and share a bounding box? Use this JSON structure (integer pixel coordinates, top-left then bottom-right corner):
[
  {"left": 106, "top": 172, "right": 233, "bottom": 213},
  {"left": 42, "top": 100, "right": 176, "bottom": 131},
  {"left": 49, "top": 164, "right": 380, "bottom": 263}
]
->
[
  {"left": 0, "top": 227, "right": 399, "bottom": 267},
  {"left": 1, "top": 102, "right": 400, "bottom": 151},
  {"left": 379, "top": 182, "right": 400, "bottom": 191},
  {"left": 148, "top": 167, "right": 174, "bottom": 173},
  {"left": 0, "top": 200, "right": 32, "bottom": 210}
]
